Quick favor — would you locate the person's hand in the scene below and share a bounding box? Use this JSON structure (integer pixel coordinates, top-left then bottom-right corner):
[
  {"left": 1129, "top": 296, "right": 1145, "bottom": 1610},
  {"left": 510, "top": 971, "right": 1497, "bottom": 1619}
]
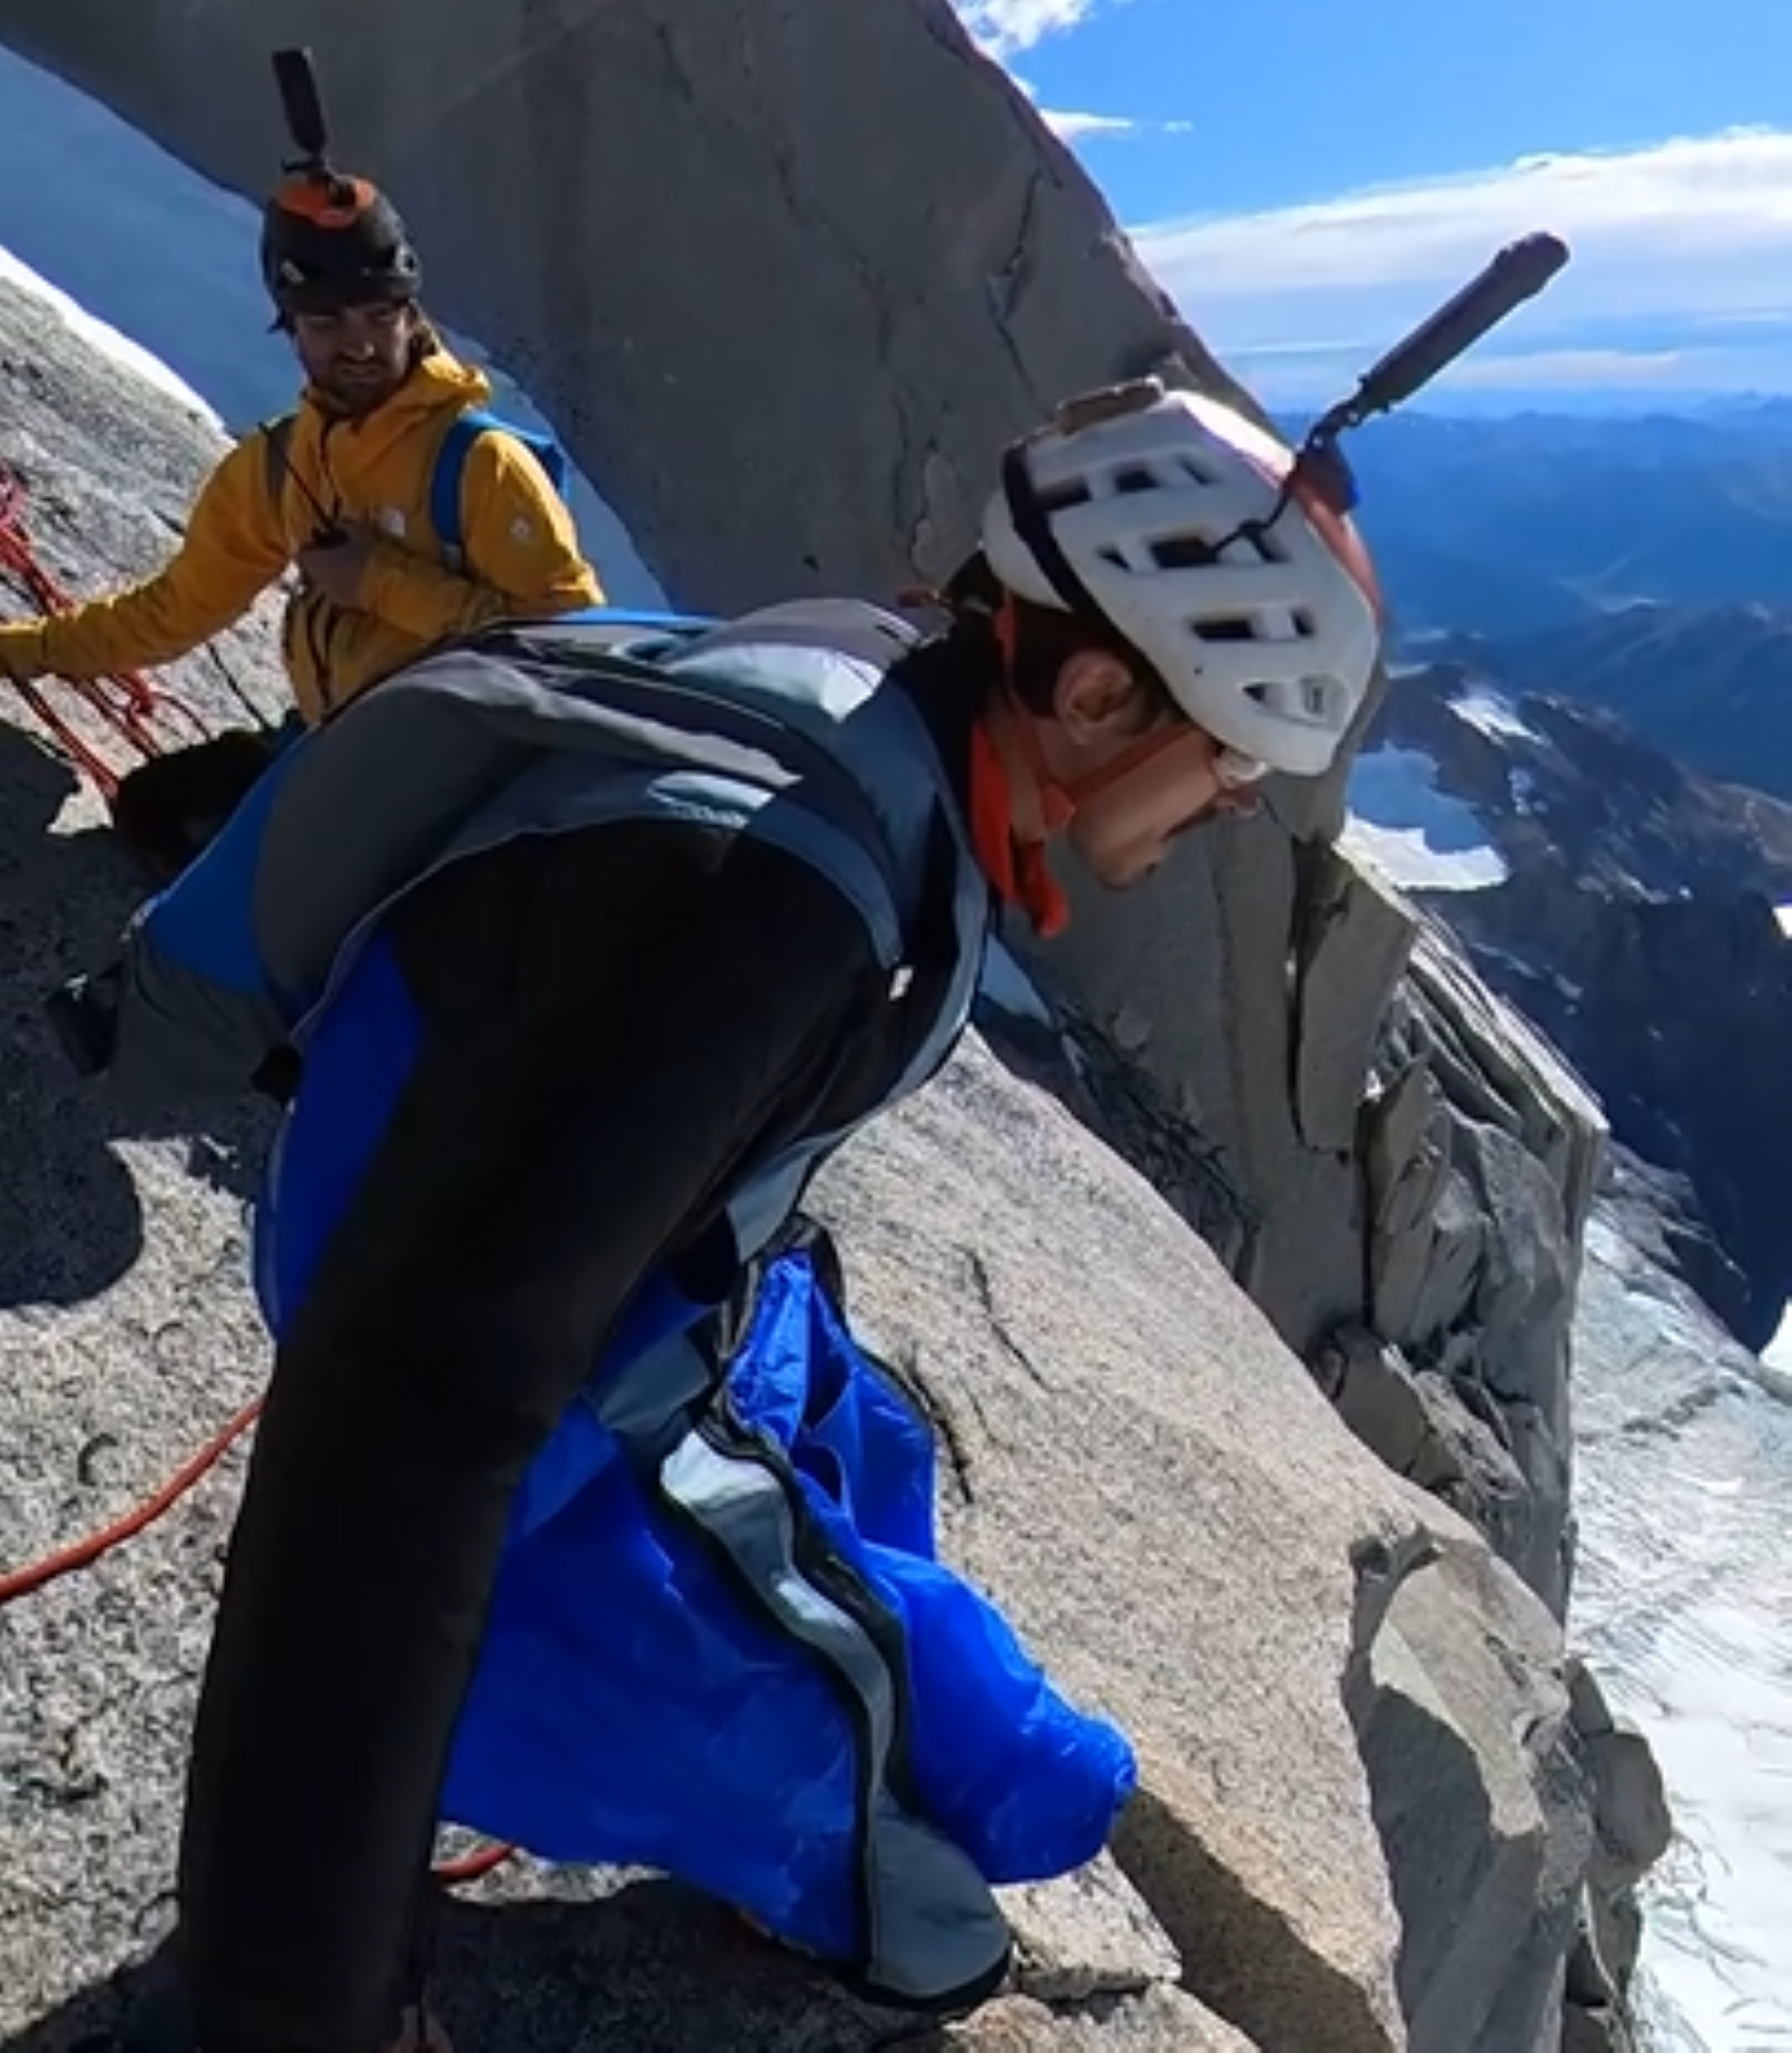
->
[
  {"left": 0, "top": 621, "right": 44, "bottom": 679},
  {"left": 297, "top": 526, "right": 377, "bottom": 608}
]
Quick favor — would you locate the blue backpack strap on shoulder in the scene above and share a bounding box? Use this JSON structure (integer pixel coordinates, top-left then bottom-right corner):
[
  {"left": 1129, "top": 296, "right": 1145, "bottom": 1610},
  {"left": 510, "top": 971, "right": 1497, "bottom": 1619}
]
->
[{"left": 430, "top": 407, "right": 573, "bottom": 571}]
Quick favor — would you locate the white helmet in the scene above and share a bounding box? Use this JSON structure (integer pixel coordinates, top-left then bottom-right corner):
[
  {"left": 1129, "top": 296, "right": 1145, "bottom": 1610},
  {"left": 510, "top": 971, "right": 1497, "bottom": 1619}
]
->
[{"left": 980, "top": 378, "right": 1383, "bottom": 778}]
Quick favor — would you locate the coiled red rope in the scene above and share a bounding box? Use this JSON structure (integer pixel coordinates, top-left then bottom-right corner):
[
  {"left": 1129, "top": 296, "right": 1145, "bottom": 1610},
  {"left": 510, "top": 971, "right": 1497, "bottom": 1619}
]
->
[{"left": 0, "top": 460, "right": 212, "bottom": 798}]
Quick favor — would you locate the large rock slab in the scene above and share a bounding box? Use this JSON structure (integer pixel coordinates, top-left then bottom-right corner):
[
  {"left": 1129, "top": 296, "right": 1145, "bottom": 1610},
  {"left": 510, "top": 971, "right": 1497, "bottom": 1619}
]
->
[
  {"left": 1361, "top": 1535, "right": 1593, "bottom": 2053},
  {"left": 814, "top": 1041, "right": 1604, "bottom": 2053},
  {"left": 0, "top": 1, "right": 1253, "bottom": 631},
  {"left": 816, "top": 1044, "right": 1416, "bottom": 2050}
]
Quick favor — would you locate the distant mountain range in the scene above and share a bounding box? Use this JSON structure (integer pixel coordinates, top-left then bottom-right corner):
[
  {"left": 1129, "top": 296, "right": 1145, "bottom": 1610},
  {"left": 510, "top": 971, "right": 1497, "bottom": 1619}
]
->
[
  {"left": 1431, "top": 606, "right": 1792, "bottom": 806},
  {"left": 1290, "top": 402, "right": 1792, "bottom": 803},
  {"left": 1319, "top": 400, "right": 1792, "bottom": 635}
]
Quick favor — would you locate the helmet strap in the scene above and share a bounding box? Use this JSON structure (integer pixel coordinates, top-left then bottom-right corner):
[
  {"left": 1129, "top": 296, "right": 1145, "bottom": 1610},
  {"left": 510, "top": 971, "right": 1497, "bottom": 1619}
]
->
[
  {"left": 969, "top": 715, "right": 1071, "bottom": 941},
  {"left": 1056, "top": 724, "right": 1203, "bottom": 810},
  {"left": 987, "top": 588, "right": 1210, "bottom": 817},
  {"left": 966, "top": 593, "right": 1072, "bottom": 938}
]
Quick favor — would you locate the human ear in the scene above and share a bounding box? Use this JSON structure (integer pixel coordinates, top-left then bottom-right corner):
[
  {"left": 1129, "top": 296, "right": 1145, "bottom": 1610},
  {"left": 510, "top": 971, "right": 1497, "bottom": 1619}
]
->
[{"left": 1052, "top": 648, "right": 1145, "bottom": 742}]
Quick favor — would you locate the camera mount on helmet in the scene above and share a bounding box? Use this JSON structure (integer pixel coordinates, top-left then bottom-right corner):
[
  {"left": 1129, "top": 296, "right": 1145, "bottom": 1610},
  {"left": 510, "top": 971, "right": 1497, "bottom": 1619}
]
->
[
  {"left": 1271, "top": 230, "right": 1571, "bottom": 525},
  {"left": 272, "top": 47, "right": 341, "bottom": 188},
  {"left": 260, "top": 47, "right": 422, "bottom": 320}
]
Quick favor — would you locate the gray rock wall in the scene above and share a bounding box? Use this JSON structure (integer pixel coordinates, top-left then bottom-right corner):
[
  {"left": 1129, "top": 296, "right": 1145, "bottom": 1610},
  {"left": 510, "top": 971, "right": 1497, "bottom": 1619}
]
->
[
  {"left": 0, "top": 0, "right": 1247, "bottom": 621},
  {"left": 1032, "top": 844, "right": 1605, "bottom": 1618}
]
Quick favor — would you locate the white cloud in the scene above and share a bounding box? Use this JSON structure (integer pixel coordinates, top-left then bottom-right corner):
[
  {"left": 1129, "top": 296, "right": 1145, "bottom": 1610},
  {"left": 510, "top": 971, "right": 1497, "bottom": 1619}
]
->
[
  {"left": 958, "top": 0, "right": 1124, "bottom": 58},
  {"left": 1038, "top": 106, "right": 1191, "bottom": 143},
  {"left": 1041, "top": 108, "right": 1137, "bottom": 139},
  {"left": 1006, "top": 70, "right": 1189, "bottom": 147},
  {"left": 1441, "top": 346, "right": 1690, "bottom": 390},
  {"left": 1130, "top": 128, "right": 1792, "bottom": 395}
]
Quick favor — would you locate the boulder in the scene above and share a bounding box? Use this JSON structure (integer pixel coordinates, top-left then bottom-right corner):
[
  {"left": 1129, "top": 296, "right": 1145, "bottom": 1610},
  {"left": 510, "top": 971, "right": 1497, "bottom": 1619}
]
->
[
  {"left": 1563, "top": 1662, "right": 1673, "bottom": 2006},
  {"left": 1359, "top": 1535, "right": 1593, "bottom": 2053}
]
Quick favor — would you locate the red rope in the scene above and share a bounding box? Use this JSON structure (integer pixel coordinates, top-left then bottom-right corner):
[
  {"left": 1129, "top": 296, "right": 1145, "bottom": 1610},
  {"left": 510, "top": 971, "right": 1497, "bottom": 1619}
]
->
[
  {"left": 0, "top": 1394, "right": 518, "bottom": 1890},
  {"left": 0, "top": 460, "right": 213, "bottom": 798},
  {"left": 0, "top": 1399, "right": 263, "bottom": 1604}
]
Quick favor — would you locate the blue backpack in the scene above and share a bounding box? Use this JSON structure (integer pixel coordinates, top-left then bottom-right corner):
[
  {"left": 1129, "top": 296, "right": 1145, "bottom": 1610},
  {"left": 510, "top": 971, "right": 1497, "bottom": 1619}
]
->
[
  {"left": 427, "top": 406, "right": 571, "bottom": 570},
  {"left": 260, "top": 404, "right": 573, "bottom": 573}
]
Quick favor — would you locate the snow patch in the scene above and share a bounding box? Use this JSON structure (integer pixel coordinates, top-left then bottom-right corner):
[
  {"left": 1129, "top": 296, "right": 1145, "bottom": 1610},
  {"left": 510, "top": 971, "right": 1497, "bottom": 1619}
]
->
[
  {"left": 1344, "top": 744, "right": 1508, "bottom": 892},
  {"left": 1765, "top": 1299, "right": 1792, "bottom": 1378},
  {"left": 1773, "top": 901, "right": 1792, "bottom": 941},
  {"left": 1344, "top": 819, "right": 1509, "bottom": 892},
  {"left": 1573, "top": 1213, "right": 1792, "bottom": 2047},
  {"left": 0, "top": 243, "right": 222, "bottom": 426},
  {"left": 0, "top": 44, "right": 667, "bottom": 609},
  {"left": 1450, "top": 687, "right": 1540, "bottom": 745}
]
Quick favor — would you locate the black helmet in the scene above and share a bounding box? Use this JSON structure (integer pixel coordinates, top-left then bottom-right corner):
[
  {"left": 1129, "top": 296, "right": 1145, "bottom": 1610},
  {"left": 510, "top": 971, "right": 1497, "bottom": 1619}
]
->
[{"left": 260, "top": 170, "right": 421, "bottom": 319}]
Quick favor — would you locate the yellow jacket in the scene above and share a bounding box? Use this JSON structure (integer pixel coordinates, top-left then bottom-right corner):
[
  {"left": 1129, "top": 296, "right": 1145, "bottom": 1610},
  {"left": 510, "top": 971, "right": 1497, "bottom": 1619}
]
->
[{"left": 0, "top": 344, "right": 604, "bottom": 725}]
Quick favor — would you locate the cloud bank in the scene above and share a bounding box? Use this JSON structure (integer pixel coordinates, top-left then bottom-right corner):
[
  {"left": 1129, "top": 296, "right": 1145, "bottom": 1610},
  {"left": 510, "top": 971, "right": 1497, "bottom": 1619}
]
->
[{"left": 1131, "top": 129, "right": 1792, "bottom": 399}]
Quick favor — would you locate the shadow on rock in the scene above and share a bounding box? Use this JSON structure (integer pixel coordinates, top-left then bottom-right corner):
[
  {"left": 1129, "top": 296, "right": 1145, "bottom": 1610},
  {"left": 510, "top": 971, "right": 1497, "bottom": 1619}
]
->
[
  {"left": 0, "top": 724, "right": 273, "bottom": 1312},
  {"left": 0, "top": 1879, "right": 938, "bottom": 2053}
]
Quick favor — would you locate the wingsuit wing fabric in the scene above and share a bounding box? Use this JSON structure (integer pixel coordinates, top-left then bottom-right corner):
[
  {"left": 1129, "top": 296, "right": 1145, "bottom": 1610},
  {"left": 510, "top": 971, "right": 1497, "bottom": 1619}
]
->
[{"left": 253, "top": 921, "right": 1138, "bottom": 1985}]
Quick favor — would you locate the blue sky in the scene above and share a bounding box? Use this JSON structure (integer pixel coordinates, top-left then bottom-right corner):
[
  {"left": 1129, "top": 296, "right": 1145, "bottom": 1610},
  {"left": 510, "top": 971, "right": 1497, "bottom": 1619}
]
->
[{"left": 963, "top": 0, "right": 1792, "bottom": 403}]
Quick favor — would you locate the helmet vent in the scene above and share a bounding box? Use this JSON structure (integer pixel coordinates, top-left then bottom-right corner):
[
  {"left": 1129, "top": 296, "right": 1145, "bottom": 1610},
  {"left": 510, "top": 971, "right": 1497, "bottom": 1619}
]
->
[
  {"left": 1149, "top": 533, "right": 1221, "bottom": 572},
  {"left": 1172, "top": 453, "right": 1222, "bottom": 488},
  {"left": 1035, "top": 479, "right": 1093, "bottom": 516},
  {"left": 1194, "top": 616, "right": 1258, "bottom": 645}
]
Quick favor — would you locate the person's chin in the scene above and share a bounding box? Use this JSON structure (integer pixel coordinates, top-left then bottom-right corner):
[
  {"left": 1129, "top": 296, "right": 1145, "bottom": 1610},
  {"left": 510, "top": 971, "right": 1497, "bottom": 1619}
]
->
[
  {"left": 1085, "top": 843, "right": 1164, "bottom": 892},
  {"left": 325, "top": 371, "right": 397, "bottom": 413}
]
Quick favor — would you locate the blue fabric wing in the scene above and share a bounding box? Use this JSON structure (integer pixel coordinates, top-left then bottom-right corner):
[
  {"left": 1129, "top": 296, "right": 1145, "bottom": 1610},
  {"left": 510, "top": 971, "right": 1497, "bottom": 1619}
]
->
[{"left": 256, "top": 932, "right": 1137, "bottom": 1966}]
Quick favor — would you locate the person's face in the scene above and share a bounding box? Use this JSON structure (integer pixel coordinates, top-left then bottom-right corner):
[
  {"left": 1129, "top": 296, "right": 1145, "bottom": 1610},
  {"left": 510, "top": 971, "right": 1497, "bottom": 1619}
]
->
[
  {"left": 1039, "top": 648, "right": 1266, "bottom": 888},
  {"left": 291, "top": 300, "right": 418, "bottom": 415}
]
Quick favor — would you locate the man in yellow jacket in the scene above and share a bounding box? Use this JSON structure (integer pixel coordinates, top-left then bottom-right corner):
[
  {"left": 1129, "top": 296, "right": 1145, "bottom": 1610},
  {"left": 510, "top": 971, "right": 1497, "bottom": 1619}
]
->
[{"left": 1, "top": 163, "right": 604, "bottom": 861}]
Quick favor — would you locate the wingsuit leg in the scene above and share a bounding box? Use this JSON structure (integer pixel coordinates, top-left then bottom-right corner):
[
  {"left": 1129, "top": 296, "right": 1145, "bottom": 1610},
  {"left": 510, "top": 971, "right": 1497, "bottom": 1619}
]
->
[{"left": 170, "top": 820, "right": 874, "bottom": 2053}]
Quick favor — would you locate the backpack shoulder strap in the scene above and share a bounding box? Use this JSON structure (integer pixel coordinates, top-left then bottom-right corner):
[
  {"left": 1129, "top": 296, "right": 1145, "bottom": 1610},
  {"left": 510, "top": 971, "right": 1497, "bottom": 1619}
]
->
[
  {"left": 260, "top": 412, "right": 298, "bottom": 513},
  {"left": 430, "top": 407, "right": 572, "bottom": 571}
]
